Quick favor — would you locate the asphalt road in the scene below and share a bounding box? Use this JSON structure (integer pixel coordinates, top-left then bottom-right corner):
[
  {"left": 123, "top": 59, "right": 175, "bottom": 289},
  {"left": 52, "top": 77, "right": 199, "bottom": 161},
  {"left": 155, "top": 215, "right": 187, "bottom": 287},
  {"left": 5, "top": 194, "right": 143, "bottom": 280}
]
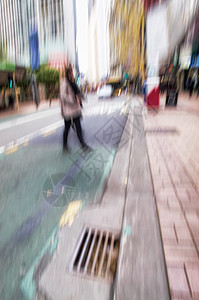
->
[{"left": 0, "top": 95, "right": 130, "bottom": 300}]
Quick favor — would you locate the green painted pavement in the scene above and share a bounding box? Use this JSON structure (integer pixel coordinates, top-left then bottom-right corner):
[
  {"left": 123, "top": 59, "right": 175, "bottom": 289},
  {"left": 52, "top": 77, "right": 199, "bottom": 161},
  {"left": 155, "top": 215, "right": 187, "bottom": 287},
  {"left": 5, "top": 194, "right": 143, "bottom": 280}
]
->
[{"left": 0, "top": 143, "right": 116, "bottom": 300}]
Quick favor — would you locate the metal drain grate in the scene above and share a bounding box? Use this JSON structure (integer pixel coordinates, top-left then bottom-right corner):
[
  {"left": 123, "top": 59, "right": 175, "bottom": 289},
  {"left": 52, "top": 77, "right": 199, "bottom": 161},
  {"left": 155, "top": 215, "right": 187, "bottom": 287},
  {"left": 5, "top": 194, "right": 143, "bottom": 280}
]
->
[
  {"left": 69, "top": 226, "right": 120, "bottom": 282},
  {"left": 145, "top": 127, "right": 178, "bottom": 135}
]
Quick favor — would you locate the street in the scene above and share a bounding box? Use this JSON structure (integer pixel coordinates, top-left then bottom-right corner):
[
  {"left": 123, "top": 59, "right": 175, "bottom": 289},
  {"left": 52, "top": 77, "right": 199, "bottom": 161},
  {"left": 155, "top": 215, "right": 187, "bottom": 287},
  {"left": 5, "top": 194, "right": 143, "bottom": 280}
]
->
[
  {"left": 1, "top": 0, "right": 199, "bottom": 298},
  {"left": 0, "top": 95, "right": 129, "bottom": 300}
]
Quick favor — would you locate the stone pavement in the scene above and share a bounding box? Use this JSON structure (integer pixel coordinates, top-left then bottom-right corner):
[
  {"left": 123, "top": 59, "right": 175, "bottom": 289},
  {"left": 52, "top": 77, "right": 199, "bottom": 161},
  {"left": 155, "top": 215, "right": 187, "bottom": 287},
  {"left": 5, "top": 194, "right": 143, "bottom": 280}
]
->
[
  {"left": 143, "top": 93, "right": 199, "bottom": 299},
  {"left": 114, "top": 101, "right": 170, "bottom": 300}
]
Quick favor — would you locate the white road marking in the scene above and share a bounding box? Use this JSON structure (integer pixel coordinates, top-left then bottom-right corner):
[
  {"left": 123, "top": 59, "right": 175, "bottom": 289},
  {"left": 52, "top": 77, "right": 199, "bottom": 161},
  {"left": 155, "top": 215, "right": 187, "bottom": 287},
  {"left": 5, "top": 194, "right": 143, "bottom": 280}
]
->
[
  {"left": 0, "top": 146, "right": 5, "bottom": 155},
  {"left": 0, "top": 120, "right": 63, "bottom": 156},
  {"left": 83, "top": 101, "right": 126, "bottom": 116},
  {"left": 0, "top": 107, "right": 60, "bottom": 131}
]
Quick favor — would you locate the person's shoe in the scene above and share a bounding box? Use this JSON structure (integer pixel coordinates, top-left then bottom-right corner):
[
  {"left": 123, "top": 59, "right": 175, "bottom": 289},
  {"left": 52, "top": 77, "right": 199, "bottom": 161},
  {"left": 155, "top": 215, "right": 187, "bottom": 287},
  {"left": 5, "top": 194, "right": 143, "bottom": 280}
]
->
[
  {"left": 82, "top": 143, "right": 92, "bottom": 152},
  {"left": 63, "top": 146, "right": 70, "bottom": 154}
]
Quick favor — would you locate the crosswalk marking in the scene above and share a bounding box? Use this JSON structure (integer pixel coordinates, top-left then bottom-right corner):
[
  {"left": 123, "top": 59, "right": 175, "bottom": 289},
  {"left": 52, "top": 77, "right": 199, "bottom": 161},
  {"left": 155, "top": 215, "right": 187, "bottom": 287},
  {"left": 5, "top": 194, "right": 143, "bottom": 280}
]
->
[{"left": 83, "top": 101, "right": 127, "bottom": 116}]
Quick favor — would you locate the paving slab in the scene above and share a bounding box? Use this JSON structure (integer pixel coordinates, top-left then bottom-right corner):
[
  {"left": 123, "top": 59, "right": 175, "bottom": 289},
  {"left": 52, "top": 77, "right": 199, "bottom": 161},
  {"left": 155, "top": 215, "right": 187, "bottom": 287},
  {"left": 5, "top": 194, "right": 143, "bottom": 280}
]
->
[
  {"left": 143, "top": 94, "right": 199, "bottom": 299},
  {"left": 114, "top": 103, "right": 170, "bottom": 300}
]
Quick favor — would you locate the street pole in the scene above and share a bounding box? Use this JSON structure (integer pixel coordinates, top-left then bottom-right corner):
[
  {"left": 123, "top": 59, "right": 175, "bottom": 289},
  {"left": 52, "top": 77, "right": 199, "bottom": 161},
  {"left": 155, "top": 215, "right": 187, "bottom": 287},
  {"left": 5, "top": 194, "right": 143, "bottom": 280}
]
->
[
  {"left": 11, "top": 0, "right": 20, "bottom": 112},
  {"left": 26, "top": 0, "right": 38, "bottom": 109},
  {"left": 141, "top": 2, "right": 145, "bottom": 85},
  {"left": 13, "top": 71, "right": 20, "bottom": 111},
  {"left": 73, "top": 0, "right": 80, "bottom": 75}
]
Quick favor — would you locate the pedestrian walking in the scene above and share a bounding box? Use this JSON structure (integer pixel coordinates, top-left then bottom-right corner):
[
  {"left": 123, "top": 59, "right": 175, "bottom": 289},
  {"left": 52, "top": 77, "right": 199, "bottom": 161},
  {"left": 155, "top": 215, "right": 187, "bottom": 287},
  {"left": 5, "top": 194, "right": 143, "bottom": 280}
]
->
[
  {"left": 8, "top": 90, "right": 15, "bottom": 110},
  {"left": 31, "top": 74, "right": 40, "bottom": 109},
  {"left": 186, "top": 77, "right": 194, "bottom": 98},
  {"left": 142, "top": 78, "right": 147, "bottom": 104},
  {"left": 189, "top": 79, "right": 194, "bottom": 98},
  {"left": 60, "top": 64, "right": 89, "bottom": 152}
]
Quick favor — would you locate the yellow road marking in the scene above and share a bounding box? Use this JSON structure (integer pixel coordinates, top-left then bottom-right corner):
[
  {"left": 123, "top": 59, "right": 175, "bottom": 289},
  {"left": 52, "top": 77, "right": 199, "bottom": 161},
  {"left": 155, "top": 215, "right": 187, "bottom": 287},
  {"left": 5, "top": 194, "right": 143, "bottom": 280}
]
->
[
  {"left": 47, "top": 190, "right": 52, "bottom": 197},
  {"left": 59, "top": 200, "right": 82, "bottom": 228},
  {"left": 43, "top": 129, "right": 56, "bottom": 137},
  {"left": 24, "top": 139, "right": 29, "bottom": 146},
  {"left": 125, "top": 176, "right": 128, "bottom": 185},
  {"left": 5, "top": 144, "right": 18, "bottom": 155}
]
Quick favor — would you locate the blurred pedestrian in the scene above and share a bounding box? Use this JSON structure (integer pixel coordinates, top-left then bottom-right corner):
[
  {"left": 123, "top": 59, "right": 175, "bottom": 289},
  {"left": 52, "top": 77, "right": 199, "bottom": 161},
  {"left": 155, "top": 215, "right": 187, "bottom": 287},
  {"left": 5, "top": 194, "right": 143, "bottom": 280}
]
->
[
  {"left": 8, "top": 90, "right": 15, "bottom": 110},
  {"left": 186, "top": 77, "right": 194, "bottom": 97},
  {"left": 197, "top": 79, "right": 199, "bottom": 97},
  {"left": 142, "top": 78, "right": 147, "bottom": 104},
  {"left": 60, "top": 64, "right": 89, "bottom": 152},
  {"left": 31, "top": 74, "right": 40, "bottom": 109},
  {"left": 189, "top": 79, "right": 194, "bottom": 97}
]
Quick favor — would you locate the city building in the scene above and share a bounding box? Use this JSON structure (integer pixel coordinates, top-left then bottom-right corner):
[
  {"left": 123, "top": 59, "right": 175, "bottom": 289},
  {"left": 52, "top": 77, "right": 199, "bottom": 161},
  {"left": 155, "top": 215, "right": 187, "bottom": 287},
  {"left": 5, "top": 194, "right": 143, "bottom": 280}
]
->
[
  {"left": 109, "top": 0, "right": 145, "bottom": 82},
  {"left": 0, "top": 0, "right": 29, "bottom": 65},
  {"left": 0, "top": 0, "right": 77, "bottom": 69},
  {"left": 87, "top": 0, "right": 111, "bottom": 84}
]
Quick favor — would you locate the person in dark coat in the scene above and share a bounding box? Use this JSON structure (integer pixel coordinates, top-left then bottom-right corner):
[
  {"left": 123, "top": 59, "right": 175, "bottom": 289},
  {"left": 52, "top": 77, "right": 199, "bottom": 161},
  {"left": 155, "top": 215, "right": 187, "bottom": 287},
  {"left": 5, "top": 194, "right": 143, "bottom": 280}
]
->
[
  {"left": 8, "top": 90, "right": 15, "bottom": 109},
  {"left": 187, "top": 77, "right": 194, "bottom": 97},
  {"left": 189, "top": 79, "right": 194, "bottom": 97},
  {"left": 142, "top": 79, "right": 147, "bottom": 104},
  {"left": 60, "top": 64, "right": 89, "bottom": 152}
]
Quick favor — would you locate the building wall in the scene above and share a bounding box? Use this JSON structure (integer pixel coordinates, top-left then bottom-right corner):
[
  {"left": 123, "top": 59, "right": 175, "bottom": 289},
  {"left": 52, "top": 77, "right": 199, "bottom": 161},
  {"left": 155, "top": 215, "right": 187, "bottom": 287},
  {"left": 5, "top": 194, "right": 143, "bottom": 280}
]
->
[
  {"left": 34, "top": 0, "right": 65, "bottom": 65},
  {"left": 167, "top": 0, "right": 199, "bottom": 57},
  {"left": 0, "top": 0, "right": 30, "bottom": 65},
  {"left": 88, "top": 8, "right": 99, "bottom": 83},
  {"left": 109, "top": 0, "right": 144, "bottom": 79},
  {"left": 96, "top": 0, "right": 110, "bottom": 80},
  {"left": 63, "top": 0, "right": 76, "bottom": 67},
  {"left": 87, "top": 0, "right": 111, "bottom": 83},
  {"left": 0, "top": 0, "right": 75, "bottom": 68}
]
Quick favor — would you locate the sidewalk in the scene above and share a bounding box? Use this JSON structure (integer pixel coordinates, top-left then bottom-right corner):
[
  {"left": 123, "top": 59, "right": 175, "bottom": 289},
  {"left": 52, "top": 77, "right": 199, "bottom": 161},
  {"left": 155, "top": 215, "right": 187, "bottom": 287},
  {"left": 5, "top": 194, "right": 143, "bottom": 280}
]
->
[
  {"left": 160, "top": 92, "right": 199, "bottom": 114},
  {"left": 143, "top": 93, "right": 199, "bottom": 299},
  {"left": 0, "top": 98, "right": 60, "bottom": 119}
]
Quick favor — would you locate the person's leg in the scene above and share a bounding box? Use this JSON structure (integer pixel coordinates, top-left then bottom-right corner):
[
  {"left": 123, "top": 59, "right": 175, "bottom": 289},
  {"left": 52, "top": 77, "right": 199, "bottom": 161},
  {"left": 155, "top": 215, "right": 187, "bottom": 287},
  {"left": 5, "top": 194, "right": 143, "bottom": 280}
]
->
[
  {"left": 63, "top": 119, "right": 71, "bottom": 149},
  {"left": 73, "top": 116, "right": 86, "bottom": 147}
]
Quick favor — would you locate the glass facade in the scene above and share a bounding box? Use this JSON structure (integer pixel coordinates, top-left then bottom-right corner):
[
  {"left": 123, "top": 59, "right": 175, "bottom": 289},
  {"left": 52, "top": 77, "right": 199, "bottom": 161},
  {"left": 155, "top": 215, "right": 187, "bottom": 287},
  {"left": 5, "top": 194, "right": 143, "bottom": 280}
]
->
[{"left": 0, "top": 0, "right": 65, "bottom": 66}]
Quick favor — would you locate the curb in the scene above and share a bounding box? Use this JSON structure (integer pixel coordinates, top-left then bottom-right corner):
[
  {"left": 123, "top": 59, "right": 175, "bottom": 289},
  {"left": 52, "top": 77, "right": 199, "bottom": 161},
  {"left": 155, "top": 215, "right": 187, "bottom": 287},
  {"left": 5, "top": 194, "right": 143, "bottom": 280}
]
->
[
  {"left": 20, "top": 150, "right": 117, "bottom": 300},
  {"left": 93, "top": 149, "right": 116, "bottom": 204},
  {"left": 21, "top": 226, "right": 59, "bottom": 300}
]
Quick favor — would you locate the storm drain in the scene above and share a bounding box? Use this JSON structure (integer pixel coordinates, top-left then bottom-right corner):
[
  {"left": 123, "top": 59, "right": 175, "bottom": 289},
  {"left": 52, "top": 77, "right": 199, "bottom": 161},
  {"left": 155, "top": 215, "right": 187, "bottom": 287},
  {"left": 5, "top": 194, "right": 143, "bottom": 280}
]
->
[
  {"left": 145, "top": 127, "right": 178, "bottom": 135},
  {"left": 69, "top": 226, "right": 120, "bottom": 282}
]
